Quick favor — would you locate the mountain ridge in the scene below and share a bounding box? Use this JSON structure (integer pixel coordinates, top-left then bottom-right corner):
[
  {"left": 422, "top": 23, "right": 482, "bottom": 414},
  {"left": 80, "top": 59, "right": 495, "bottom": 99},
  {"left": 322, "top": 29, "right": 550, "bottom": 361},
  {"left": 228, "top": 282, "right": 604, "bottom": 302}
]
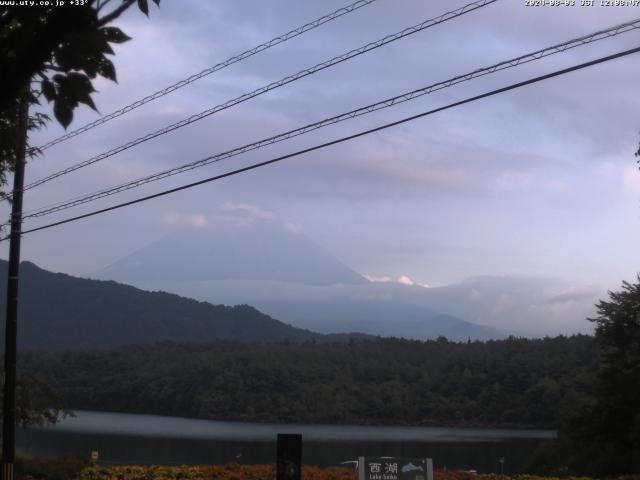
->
[
  {"left": 97, "top": 222, "right": 367, "bottom": 286},
  {"left": 0, "top": 260, "right": 371, "bottom": 350},
  {"left": 93, "top": 221, "right": 503, "bottom": 340}
]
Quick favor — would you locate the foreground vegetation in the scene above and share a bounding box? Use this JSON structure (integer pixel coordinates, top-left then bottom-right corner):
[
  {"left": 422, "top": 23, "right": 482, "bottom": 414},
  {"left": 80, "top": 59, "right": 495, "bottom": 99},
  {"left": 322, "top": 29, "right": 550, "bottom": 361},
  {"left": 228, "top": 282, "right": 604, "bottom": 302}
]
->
[
  {"left": 19, "top": 335, "right": 596, "bottom": 428},
  {"left": 13, "top": 278, "right": 640, "bottom": 477},
  {"left": 16, "top": 461, "right": 638, "bottom": 480},
  {"left": 76, "top": 465, "right": 600, "bottom": 480}
]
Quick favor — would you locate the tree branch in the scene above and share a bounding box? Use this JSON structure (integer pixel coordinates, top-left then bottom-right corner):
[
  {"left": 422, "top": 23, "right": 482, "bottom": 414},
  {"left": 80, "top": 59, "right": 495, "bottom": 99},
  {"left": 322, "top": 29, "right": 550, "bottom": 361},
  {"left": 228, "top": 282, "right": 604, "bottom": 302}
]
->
[
  {"left": 97, "top": 0, "right": 136, "bottom": 26},
  {"left": 96, "top": 0, "right": 116, "bottom": 14}
]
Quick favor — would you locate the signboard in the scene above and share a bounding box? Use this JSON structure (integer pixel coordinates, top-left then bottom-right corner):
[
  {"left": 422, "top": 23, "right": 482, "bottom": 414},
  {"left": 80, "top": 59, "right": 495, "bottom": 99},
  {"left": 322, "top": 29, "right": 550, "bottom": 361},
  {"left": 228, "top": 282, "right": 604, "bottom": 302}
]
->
[{"left": 358, "top": 457, "right": 433, "bottom": 480}]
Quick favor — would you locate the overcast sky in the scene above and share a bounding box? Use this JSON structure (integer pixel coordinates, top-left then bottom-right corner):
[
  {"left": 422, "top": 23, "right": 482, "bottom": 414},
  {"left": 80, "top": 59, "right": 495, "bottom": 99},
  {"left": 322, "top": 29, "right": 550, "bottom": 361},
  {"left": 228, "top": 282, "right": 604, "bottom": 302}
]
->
[{"left": 2, "top": 0, "right": 639, "bottom": 295}]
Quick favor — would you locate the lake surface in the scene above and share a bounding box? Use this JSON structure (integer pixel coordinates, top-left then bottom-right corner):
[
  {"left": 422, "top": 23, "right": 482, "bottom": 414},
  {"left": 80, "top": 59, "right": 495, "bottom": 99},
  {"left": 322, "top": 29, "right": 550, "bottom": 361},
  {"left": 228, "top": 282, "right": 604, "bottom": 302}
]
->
[{"left": 17, "top": 411, "right": 555, "bottom": 473}]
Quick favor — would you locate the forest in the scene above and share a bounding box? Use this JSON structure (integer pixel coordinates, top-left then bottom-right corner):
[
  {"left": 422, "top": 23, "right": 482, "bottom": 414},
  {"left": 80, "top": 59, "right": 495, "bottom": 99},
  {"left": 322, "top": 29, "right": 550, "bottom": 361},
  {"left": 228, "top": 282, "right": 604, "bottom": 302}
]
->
[{"left": 18, "top": 335, "right": 597, "bottom": 428}]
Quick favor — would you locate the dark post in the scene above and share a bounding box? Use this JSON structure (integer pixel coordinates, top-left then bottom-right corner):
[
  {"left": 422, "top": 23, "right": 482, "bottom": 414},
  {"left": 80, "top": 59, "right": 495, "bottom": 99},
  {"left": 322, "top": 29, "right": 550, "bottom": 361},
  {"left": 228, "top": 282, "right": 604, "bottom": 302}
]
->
[
  {"left": 2, "top": 94, "right": 29, "bottom": 480},
  {"left": 276, "top": 433, "right": 302, "bottom": 480}
]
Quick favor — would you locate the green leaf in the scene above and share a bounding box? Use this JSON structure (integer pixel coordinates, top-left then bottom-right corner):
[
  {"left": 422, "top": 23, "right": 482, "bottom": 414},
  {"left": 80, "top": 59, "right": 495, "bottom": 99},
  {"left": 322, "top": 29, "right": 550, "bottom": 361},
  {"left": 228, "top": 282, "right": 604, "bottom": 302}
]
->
[
  {"left": 53, "top": 73, "right": 96, "bottom": 115},
  {"left": 97, "top": 58, "right": 117, "bottom": 83},
  {"left": 67, "top": 73, "right": 97, "bottom": 111},
  {"left": 102, "top": 26, "right": 131, "bottom": 44},
  {"left": 92, "top": 30, "right": 114, "bottom": 55},
  {"left": 53, "top": 100, "right": 73, "bottom": 129},
  {"left": 41, "top": 78, "right": 56, "bottom": 102},
  {"left": 137, "top": 0, "right": 149, "bottom": 16},
  {"left": 66, "top": 72, "right": 96, "bottom": 94},
  {"left": 100, "top": 41, "right": 114, "bottom": 55},
  {"left": 80, "top": 52, "right": 103, "bottom": 78},
  {"left": 78, "top": 93, "right": 97, "bottom": 112},
  {"left": 67, "top": 74, "right": 97, "bottom": 111},
  {"left": 53, "top": 33, "right": 87, "bottom": 71}
]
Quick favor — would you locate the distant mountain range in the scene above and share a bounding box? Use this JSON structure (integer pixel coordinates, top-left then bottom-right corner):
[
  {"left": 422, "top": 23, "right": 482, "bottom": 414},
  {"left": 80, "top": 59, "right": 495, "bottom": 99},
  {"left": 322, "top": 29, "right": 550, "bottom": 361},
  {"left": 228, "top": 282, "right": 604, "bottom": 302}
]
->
[
  {"left": 94, "top": 220, "right": 504, "bottom": 340},
  {"left": 2, "top": 219, "right": 596, "bottom": 347},
  {"left": 0, "top": 260, "right": 370, "bottom": 350},
  {"left": 99, "top": 220, "right": 367, "bottom": 286}
]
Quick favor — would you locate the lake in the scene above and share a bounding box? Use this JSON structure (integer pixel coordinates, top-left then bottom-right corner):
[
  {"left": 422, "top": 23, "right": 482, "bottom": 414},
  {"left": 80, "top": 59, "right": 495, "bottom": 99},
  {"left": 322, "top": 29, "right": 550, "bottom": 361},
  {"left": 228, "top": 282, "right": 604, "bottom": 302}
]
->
[{"left": 17, "top": 411, "right": 555, "bottom": 473}]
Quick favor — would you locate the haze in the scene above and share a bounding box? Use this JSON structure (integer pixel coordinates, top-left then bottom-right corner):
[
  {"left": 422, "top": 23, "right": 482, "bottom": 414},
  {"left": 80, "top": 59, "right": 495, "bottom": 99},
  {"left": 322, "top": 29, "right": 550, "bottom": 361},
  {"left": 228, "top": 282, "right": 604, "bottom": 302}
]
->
[{"left": 2, "top": 0, "right": 639, "bottom": 336}]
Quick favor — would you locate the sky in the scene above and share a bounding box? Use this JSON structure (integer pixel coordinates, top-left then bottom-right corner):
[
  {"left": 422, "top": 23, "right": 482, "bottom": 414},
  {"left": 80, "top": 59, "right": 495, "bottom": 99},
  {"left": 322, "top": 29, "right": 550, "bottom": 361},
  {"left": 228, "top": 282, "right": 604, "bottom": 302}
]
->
[{"left": 2, "top": 0, "right": 640, "bottom": 309}]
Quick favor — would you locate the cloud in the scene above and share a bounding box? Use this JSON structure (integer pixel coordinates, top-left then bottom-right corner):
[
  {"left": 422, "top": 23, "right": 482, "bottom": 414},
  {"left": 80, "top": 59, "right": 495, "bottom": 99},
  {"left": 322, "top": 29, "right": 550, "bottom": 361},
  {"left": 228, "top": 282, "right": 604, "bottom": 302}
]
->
[
  {"left": 206, "top": 203, "right": 280, "bottom": 228},
  {"left": 398, "top": 275, "right": 430, "bottom": 288},
  {"left": 283, "top": 222, "right": 304, "bottom": 234},
  {"left": 267, "top": 130, "right": 580, "bottom": 204},
  {"left": 339, "top": 139, "right": 479, "bottom": 195},
  {"left": 221, "top": 203, "right": 275, "bottom": 220},
  {"left": 164, "top": 204, "right": 296, "bottom": 230},
  {"left": 190, "top": 215, "right": 208, "bottom": 226},
  {"left": 364, "top": 274, "right": 392, "bottom": 283},
  {"left": 397, "top": 275, "right": 414, "bottom": 286},
  {"left": 546, "top": 287, "right": 601, "bottom": 305},
  {"left": 621, "top": 164, "right": 640, "bottom": 198},
  {"left": 7, "top": 0, "right": 637, "bottom": 310},
  {"left": 492, "top": 171, "right": 568, "bottom": 194},
  {"left": 208, "top": 214, "right": 253, "bottom": 227},
  {"left": 162, "top": 212, "right": 208, "bottom": 227},
  {"left": 161, "top": 213, "right": 179, "bottom": 225},
  {"left": 364, "top": 274, "right": 429, "bottom": 288}
]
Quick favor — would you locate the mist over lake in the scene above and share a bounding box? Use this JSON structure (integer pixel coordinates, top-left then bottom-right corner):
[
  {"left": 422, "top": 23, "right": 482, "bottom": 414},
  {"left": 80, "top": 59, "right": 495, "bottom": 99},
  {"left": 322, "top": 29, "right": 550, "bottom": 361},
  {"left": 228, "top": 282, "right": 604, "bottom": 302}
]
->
[{"left": 18, "top": 411, "right": 554, "bottom": 472}]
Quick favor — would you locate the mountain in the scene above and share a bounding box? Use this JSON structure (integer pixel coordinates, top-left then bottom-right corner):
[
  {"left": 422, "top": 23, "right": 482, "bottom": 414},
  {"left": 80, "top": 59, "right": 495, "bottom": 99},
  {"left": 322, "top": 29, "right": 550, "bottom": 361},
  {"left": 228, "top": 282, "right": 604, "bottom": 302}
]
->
[
  {"left": 415, "top": 276, "right": 599, "bottom": 336},
  {"left": 94, "top": 221, "right": 503, "bottom": 341},
  {"left": 94, "top": 218, "right": 601, "bottom": 338},
  {"left": 115, "top": 279, "right": 503, "bottom": 340},
  {"left": 0, "top": 260, "right": 369, "bottom": 350},
  {"left": 244, "top": 276, "right": 597, "bottom": 338},
  {"left": 98, "top": 221, "right": 367, "bottom": 286}
]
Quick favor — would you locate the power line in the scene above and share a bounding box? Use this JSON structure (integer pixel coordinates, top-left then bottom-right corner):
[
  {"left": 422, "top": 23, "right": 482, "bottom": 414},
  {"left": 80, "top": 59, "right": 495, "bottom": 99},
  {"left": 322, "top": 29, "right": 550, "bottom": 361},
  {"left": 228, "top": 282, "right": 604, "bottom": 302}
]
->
[
  {"left": 35, "top": 0, "right": 381, "bottom": 152},
  {"left": 9, "top": 44, "right": 640, "bottom": 241},
  {"left": 20, "top": 17, "right": 640, "bottom": 220},
  {"left": 20, "top": 0, "right": 498, "bottom": 194}
]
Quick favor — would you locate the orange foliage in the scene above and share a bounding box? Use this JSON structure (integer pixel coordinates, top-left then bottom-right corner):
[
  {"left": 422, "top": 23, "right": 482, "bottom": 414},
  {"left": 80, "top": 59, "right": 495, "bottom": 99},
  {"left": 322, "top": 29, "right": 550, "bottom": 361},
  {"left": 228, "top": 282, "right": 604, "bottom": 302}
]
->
[
  {"left": 434, "top": 473, "right": 593, "bottom": 480},
  {"left": 76, "top": 465, "right": 614, "bottom": 480},
  {"left": 198, "top": 464, "right": 356, "bottom": 480},
  {"left": 79, "top": 464, "right": 357, "bottom": 480}
]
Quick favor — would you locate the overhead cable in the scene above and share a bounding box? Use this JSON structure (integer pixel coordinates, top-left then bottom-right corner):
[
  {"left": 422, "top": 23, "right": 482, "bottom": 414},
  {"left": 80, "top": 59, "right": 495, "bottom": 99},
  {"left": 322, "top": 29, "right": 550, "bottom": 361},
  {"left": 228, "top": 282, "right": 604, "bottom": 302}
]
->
[
  {"left": 21, "top": 0, "right": 498, "bottom": 194},
  {"left": 36, "top": 0, "right": 381, "bottom": 151},
  {"left": 9, "top": 44, "right": 640, "bottom": 240},
  {"left": 21, "top": 17, "right": 640, "bottom": 220}
]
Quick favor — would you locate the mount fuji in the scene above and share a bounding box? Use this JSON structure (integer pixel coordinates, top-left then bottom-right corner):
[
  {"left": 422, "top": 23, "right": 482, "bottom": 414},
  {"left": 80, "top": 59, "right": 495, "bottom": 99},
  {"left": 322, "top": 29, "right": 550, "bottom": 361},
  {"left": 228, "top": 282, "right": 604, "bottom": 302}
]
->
[{"left": 95, "top": 219, "right": 502, "bottom": 341}]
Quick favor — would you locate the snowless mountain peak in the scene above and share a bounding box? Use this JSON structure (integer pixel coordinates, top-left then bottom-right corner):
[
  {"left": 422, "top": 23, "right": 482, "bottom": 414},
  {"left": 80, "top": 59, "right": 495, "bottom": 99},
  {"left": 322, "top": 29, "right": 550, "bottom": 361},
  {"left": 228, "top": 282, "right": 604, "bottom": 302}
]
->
[{"left": 98, "top": 220, "right": 368, "bottom": 287}]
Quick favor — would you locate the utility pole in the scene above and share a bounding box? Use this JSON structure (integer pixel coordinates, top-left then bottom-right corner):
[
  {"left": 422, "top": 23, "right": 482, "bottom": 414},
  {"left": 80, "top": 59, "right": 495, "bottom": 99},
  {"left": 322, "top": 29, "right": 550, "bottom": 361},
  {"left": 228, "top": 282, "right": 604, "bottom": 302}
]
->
[{"left": 2, "top": 93, "right": 29, "bottom": 480}]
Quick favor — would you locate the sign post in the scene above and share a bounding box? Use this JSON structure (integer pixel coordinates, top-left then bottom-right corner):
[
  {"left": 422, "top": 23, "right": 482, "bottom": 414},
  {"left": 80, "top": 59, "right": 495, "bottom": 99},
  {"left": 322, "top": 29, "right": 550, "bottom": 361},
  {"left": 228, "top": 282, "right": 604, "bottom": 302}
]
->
[
  {"left": 358, "top": 457, "right": 433, "bottom": 480},
  {"left": 276, "top": 433, "right": 302, "bottom": 480}
]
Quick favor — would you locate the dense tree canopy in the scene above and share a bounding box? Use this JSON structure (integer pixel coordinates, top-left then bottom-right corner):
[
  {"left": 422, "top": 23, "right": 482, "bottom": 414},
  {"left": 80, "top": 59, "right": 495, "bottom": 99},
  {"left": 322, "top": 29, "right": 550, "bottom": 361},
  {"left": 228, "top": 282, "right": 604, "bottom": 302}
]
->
[
  {"left": 0, "top": 0, "right": 159, "bottom": 195},
  {"left": 542, "top": 277, "right": 640, "bottom": 476},
  {"left": 19, "top": 335, "right": 597, "bottom": 429}
]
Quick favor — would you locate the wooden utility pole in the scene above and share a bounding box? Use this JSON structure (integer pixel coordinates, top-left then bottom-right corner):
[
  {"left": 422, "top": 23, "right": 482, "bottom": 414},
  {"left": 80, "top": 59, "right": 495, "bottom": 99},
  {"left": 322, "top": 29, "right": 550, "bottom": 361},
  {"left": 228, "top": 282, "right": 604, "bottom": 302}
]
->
[{"left": 2, "top": 93, "right": 29, "bottom": 480}]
